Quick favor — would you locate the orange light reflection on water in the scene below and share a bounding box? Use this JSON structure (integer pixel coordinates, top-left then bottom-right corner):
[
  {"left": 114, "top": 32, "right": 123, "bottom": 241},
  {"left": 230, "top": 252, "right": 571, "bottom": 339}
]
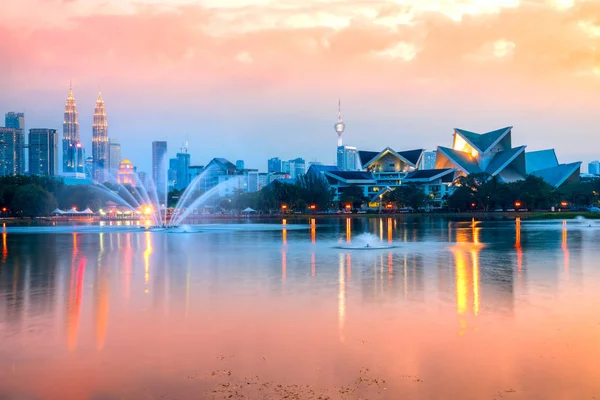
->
[{"left": 562, "top": 221, "right": 569, "bottom": 277}]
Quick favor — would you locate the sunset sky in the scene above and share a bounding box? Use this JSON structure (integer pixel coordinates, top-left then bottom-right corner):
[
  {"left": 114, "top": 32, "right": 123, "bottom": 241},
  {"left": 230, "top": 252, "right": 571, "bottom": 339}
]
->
[{"left": 2, "top": 0, "right": 600, "bottom": 172}]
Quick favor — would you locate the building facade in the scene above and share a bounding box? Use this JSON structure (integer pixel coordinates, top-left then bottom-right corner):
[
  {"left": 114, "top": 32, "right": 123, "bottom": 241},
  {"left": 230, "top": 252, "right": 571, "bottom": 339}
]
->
[
  {"left": 28, "top": 128, "right": 58, "bottom": 176},
  {"left": 0, "top": 127, "right": 25, "bottom": 176},
  {"left": 235, "top": 160, "right": 245, "bottom": 170},
  {"left": 109, "top": 139, "right": 121, "bottom": 178},
  {"left": 63, "top": 83, "right": 84, "bottom": 175},
  {"left": 588, "top": 161, "right": 600, "bottom": 175},
  {"left": 92, "top": 92, "right": 109, "bottom": 181},
  {"left": 5, "top": 112, "right": 24, "bottom": 131},
  {"left": 422, "top": 151, "right": 437, "bottom": 170},
  {"left": 152, "top": 141, "right": 168, "bottom": 195}
]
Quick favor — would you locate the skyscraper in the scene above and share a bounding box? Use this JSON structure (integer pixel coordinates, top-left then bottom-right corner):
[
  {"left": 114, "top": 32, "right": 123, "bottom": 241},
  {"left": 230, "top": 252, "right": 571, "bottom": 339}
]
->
[
  {"left": 334, "top": 99, "right": 345, "bottom": 147},
  {"left": 92, "top": 91, "right": 109, "bottom": 182},
  {"left": 109, "top": 139, "right": 121, "bottom": 178},
  {"left": 236, "top": 160, "right": 245, "bottom": 170},
  {"left": 63, "top": 82, "right": 84, "bottom": 175},
  {"left": 589, "top": 161, "right": 600, "bottom": 175},
  {"left": 175, "top": 152, "right": 191, "bottom": 190},
  {"left": 0, "top": 127, "right": 25, "bottom": 176},
  {"left": 337, "top": 146, "right": 358, "bottom": 171},
  {"left": 268, "top": 157, "right": 282, "bottom": 173},
  {"left": 5, "top": 112, "right": 24, "bottom": 130},
  {"left": 289, "top": 157, "right": 306, "bottom": 179},
  {"left": 152, "top": 141, "right": 168, "bottom": 197},
  {"left": 422, "top": 151, "right": 437, "bottom": 170},
  {"left": 28, "top": 129, "right": 58, "bottom": 176}
]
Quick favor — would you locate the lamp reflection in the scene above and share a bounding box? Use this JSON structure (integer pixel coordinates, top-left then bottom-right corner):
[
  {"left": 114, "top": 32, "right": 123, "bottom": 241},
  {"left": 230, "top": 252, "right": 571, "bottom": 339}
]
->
[
  {"left": 562, "top": 221, "right": 569, "bottom": 276},
  {"left": 516, "top": 218, "right": 523, "bottom": 278},
  {"left": 311, "top": 252, "right": 316, "bottom": 277},
  {"left": 388, "top": 253, "right": 393, "bottom": 282},
  {"left": 282, "top": 219, "right": 287, "bottom": 245},
  {"left": 143, "top": 231, "right": 152, "bottom": 292},
  {"left": 387, "top": 218, "right": 393, "bottom": 243},
  {"left": 95, "top": 265, "right": 109, "bottom": 351},
  {"left": 346, "top": 218, "right": 351, "bottom": 243},
  {"left": 2, "top": 232, "right": 7, "bottom": 262},
  {"left": 338, "top": 253, "right": 346, "bottom": 343},
  {"left": 310, "top": 218, "right": 316, "bottom": 243},
  {"left": 379, "top": 218, "right": 383, "bottom": 242}
]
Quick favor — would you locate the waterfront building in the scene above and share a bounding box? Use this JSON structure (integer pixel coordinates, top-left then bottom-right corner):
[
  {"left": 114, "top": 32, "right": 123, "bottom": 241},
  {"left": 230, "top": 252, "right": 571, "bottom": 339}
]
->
[
  {"left": 0, "top": 127, "right": 25, "bottom": 176},
  {"left": 92, "top": 92, "right": 109, "bottom": 182},
  {"left": 109, "top": 139, "right": 121, "bottom": 178},
  {"left": 152, "top": 141, "right": 168, "bottom": 195},
  {"left": 268, "top": 157, "right": 282, "bottom": 173},
  {"left": 62, "top": 83, "right": 85, "bottom": 175},
  {"left": 436, "top": 127, "right": 580, "bottom": 187},
  {"left": 175, "top": 152, "right": 191, "bottom": 190},
  {"left": 588, "top": 161, "right": 600, "bottom": 175},
  {"left": 117, "top": 159, "right": 136, "bottom": 186},
  {"left": 337, "top": 146, "right": 358, "bottom": 171},
  {"left": 422, "top": 151, "right": 437, "bottom": 170},
  {"left": 403, "top": 169, "right": 456, "bottom": 207},
  {"left": 28, "top": 128, "right": 58, "bottom": 176},
  {"left": 235, "top": 160, "right": 245, "bottom": 170}
]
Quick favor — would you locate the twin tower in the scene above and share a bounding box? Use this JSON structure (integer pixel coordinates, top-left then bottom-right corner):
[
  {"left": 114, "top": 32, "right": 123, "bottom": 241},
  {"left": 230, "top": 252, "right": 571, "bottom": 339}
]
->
[{"left": 63, "top": 83, "right": 109, "bottom": 181}]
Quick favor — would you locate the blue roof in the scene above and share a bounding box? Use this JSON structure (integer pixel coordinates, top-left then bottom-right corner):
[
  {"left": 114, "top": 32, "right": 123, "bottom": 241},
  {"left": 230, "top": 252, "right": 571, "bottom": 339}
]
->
[
  {"left": 531, "top": 162, "right": 581, "bottom": 188},
  {"left": 454, "top": 126, "right": 512, "bottom": 154},
  {"left": 358, "top": 151, "right": 379, "bottom": 167},
  {"left": 307, "top": 164, "right": 339, "bottom": 175},
  {"left": 484, "top": 146, "right": 526, "bottom": 175},
  {"left": 525, "top": 149, "right": 558, "bottom": 174},
  {"left": 398, "top": 149, "right": 424, "bottom": 166},
  {"left": 404, "top": 168, "right": 455, "bottom": 182}
]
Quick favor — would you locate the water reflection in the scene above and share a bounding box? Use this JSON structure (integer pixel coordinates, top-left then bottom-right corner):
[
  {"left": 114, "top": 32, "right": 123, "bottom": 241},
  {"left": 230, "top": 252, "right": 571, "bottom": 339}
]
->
[
  {"left": 67, "top": 234, "right": 86, "bottom": 352},
  {"left": 562, "top": 220, "right": 569, "bottom": 277},
  {"left": 338, "top": 253, "right": 346, "bottom": 343}
]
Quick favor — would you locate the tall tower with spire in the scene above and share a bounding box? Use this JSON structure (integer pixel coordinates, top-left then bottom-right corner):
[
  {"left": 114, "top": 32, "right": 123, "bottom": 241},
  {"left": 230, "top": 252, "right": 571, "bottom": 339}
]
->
[
  {"left": 334, "top": 99, "right": 345, "bottom": 147},
  {"left": 63, "top": 81, "right": 84, "bottom": 175},
  {"left": 92, "top": 91, "right": 109, "bottom": 182}
]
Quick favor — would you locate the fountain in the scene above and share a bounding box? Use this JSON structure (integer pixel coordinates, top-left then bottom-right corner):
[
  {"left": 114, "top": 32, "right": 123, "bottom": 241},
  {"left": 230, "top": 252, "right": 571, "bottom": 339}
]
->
[{"left": 335, "top": 232, "right": 398, "bottom": 250}]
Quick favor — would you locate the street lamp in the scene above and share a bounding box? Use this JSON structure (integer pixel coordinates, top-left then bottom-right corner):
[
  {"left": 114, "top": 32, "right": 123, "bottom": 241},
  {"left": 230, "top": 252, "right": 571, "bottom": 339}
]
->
[
  {"left": 514, "top": 201, "right": 522, "bottom": 208},
  {"left": 560, "top": 201, "right": 568, "bottom": 207},
  {"left": 281, "top": 204, "right": 288, "bottom": 214},
  {"left": 345, "top": 204, "right": 351, "bottom": 211}
]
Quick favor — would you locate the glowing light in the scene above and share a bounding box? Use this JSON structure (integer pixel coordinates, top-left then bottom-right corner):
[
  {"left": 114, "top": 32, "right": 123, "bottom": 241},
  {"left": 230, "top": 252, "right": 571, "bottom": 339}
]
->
[
  {"left": 515, "top": 201, "right": 522, "bottom": 208},
  {"left": 345, "top": 204, "right": 351, "bottom": 210},
  {"left": 560, "top": 201, "right": 568, "bottom": 207},
  {"left": 143, "top": 231, "right": 152, "bottom": 287},
  {"left": 281, "top": 204, "right": 288, "bottom": 210},
  {"left": 309, "top": 204, "right": 316, "bottom": 210},
  {"left": 346, "top": 218, "right": 351, "bottom": 243},
  {"left": 144, "top": 206, "right": 152, "bottom": 215}
]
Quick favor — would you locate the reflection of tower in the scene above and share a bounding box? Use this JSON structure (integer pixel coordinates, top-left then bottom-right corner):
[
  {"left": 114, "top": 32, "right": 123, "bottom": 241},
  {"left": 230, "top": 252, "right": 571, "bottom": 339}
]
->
[
  {"left": 334, "top": 99, "right": 345, "bottom": 147},
  {"left": 92, "top": 91, "right": 109, "bottom": 182}
]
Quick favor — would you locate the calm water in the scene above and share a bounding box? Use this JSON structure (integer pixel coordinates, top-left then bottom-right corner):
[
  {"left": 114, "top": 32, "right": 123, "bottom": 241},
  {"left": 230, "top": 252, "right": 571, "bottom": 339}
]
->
[{"left": 1, "top": 218, "right": 600, "bottom": 399}]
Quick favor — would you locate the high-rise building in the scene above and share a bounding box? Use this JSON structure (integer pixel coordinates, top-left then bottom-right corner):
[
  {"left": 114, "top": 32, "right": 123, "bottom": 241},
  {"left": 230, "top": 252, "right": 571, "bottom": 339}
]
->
[
  {"left": 337, "top": 146, "right": 358, "bottom": 171},
  {"left": 62, "top": 83, "right": 84, "bottom": 175},
  {"left": 168, "top": 157, "right": 178, "bottom": 186},
  {"left": 108, "top": 139, "right": 121, "bottom": 178},
  {"left": 92, "top": 91, "right": 109, "bottom": 182},
  {"left": 138, "top": 171, "right": 147, "bottom": 185},
  {"left": 281, "top": 160, "right": 290, "bottom": 174},
  {"left": 268, "top": 157, "right": 282, "bottom": 173},
  {"left": 5, "top": 112, "right": 24, "bottom": 130},
  {"left": 236, "top": 160, "right": 245, "bottom": 170},
  {"left": 589, "top": 161, "right": 600, "bottom": 175},
  {"left": 85, "top": 156, "right": 93, "bottom": 176},
  {"left": 117, "top": 159, "right": 136, "bottom": 186},
  {"left": 258, "top": 173, "right": 268, "bottom": 190},
  {"left": 334, "top": 99, "right": 345, "bottom": 147},
  {"left": 289, "top": 157, "right": 306, "bottom": 179},
  {"left": 28, "top": 129, "right": 58, "bottom": 176},
  {"left": 152, "top": 141, "right": 168, "bottom": 196},
  {"left": 175, "top": 152, "right": 191, "bottom": 190},
  {"left": 0, "top": 127, "right": 25, "bottom": 176},
  {"left": 422, "top": 151, "right": 437, "bottom": 170}
]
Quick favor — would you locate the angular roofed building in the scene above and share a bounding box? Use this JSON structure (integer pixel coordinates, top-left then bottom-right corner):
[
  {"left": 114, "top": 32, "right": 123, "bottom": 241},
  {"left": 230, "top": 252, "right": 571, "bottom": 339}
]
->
[{"left": 434, "top": 127, "right": 580, "bottom": 188}]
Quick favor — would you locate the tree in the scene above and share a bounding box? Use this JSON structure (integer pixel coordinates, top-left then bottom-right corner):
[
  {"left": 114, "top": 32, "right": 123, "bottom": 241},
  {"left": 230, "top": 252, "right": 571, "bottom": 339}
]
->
[
  {"left": 10, "top": 184, "right": 58, "bottom": 217},
  {"left": 295, "top": 173, "right": 334, "bottom": 210},
  {"left": 384, "top": 184, "right": 427, "bottom": 210},
  {"left": 339, "top": 186, "right": 367, "bottom": 209}
]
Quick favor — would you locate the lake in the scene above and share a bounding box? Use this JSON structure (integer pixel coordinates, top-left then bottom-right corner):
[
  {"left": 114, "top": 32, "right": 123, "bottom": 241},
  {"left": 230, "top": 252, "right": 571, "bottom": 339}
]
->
[{"left": 1, "top": 217, "right": 599, "bottom": 399}]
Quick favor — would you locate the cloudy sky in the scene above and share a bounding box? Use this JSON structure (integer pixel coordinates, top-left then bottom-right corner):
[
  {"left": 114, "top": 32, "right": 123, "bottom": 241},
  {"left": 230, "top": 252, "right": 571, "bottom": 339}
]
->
[{"left": 2, "top": 0, "right": 600, "bottom": 172}]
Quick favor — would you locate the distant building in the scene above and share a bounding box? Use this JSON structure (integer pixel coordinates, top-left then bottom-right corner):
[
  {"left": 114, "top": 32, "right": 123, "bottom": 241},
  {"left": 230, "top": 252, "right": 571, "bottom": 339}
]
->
[
  {"left": 117, "top": 159, "right": 136, "bottom": 186},
  {"left": 189, "top": 165, "right": 205, "bottom": 181},
  {"left": 268, "top": 157, "right": 282, "bottom": 173},
  {"left": 422, "top": 151, "right": 437, "bottom": 170},
  {"left": 235, "top": 160, "right": 245, "bottom": 170},
  {"left": 168, "top": 158, "right": 178, "bottom": 189},
  {"left": 92, "top": 92, "right": 109, "bottom": 181},
  {"left": 268, "top": 172, "right": 290, "bottom": 184},
  {"left": 28, "top": 128, "right": 58, "bottom": 176},
  {"left": 337, "top": 146, "right": 358, "bottom": 171},
  {"left": 258, "top": 173, "right": 269, "bottom": 190},
  {"left": 289, "top": 157, "right": 306, "bottom": 179},
  {"left": 0, "top": 127, "right": 25, "bottom": 176},
  {"left": 588, "top": 161, "right": 600, "bottom": 175},
  {"left": 5, "top": 112, "right": 24, "bottom": 130},
  {"left": 175, "top": 152, "right": 191, "bottom": 190},
  {"left": 108, "top": 139, "right": 121, "bottom": 178},
  {"left": 281, "top": 160, "right": 290, "bottom": 174},
  {"left": 152, "top": 141, "right": 168, "bottom": 195},
  {"left": 246, "top": 169, "right": 259, "bottom": 193},
  {"left": 85, "top": 157, "right": 93, "bottom": 177},
  {"left": 138, "top": 171, "right": 147, "bottom": 185}
]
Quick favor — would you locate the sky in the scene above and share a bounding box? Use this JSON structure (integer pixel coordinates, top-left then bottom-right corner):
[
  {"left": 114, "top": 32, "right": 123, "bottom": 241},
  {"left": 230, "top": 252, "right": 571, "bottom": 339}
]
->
[{"left": 2, "top": 0, "right": 600, "bottom": 173}]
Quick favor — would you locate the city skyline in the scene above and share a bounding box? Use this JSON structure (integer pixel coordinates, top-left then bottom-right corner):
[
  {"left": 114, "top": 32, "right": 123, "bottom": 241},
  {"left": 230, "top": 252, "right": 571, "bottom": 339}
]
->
[{"left": 2, "top": 0, "right": 600, "bottom": 173}]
